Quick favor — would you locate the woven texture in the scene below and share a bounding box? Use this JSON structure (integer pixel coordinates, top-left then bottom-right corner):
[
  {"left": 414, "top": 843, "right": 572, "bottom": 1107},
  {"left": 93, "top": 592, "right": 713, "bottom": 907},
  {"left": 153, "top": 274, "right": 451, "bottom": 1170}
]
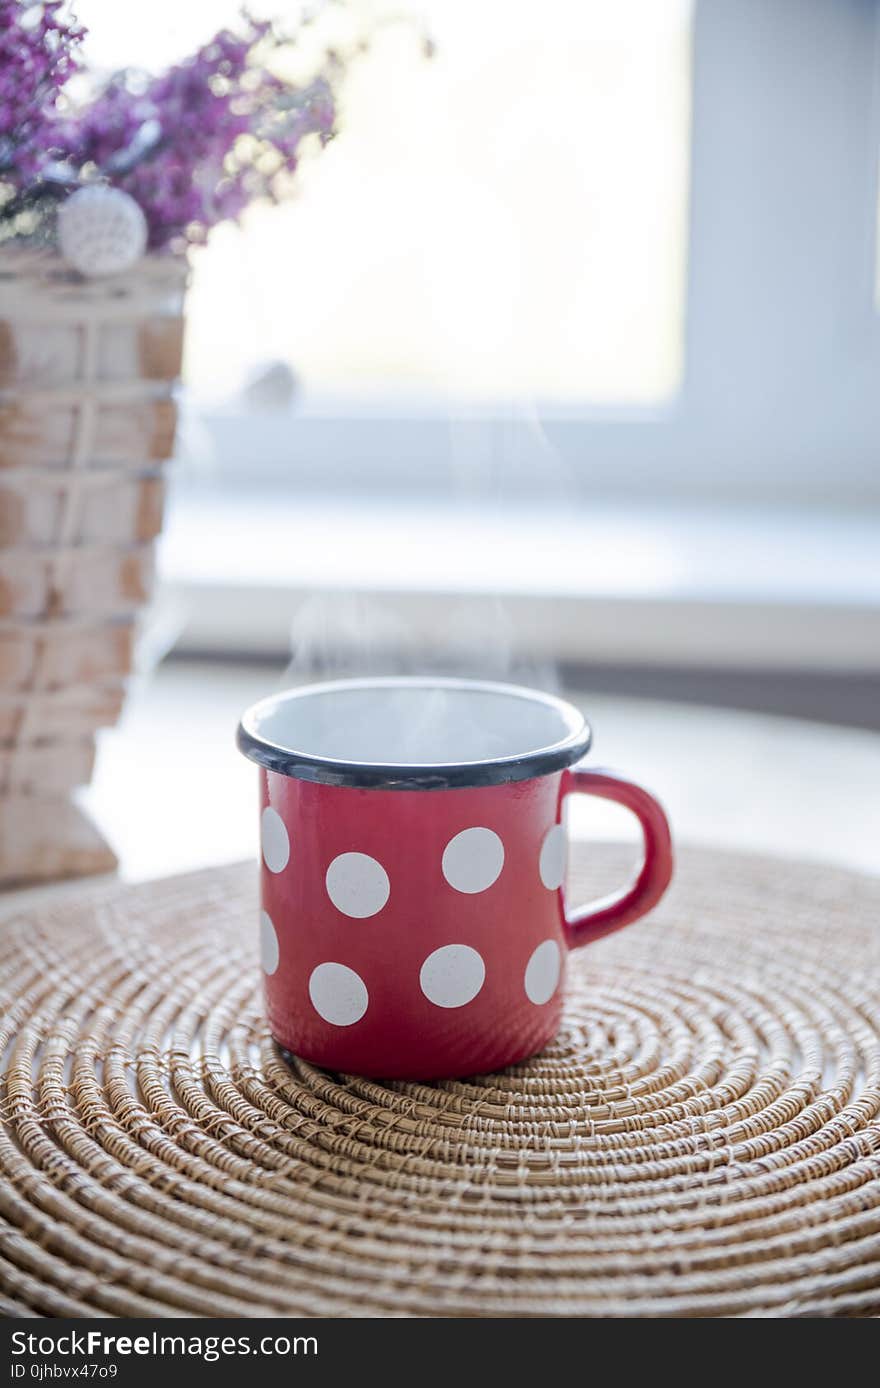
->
[
  {"left": 0, "top": 249, "right": 186, "bottom": 885},
  {"left": 1, "top": 843, "right": 879, "bottom": 1319}
]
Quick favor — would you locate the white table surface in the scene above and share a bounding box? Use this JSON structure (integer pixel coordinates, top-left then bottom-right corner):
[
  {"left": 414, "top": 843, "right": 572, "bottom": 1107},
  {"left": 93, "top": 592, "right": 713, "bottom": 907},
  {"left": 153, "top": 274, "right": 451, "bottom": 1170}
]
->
[{"left": 62, "top": 659, "right": 879, "bottom": 884}]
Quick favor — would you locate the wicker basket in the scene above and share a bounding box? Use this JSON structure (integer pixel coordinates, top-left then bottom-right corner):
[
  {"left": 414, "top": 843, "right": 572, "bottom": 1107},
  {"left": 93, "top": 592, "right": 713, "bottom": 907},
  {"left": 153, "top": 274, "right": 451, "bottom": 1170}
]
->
[{"left": 0, "top": 248, "right": 187, "bottom": 886}]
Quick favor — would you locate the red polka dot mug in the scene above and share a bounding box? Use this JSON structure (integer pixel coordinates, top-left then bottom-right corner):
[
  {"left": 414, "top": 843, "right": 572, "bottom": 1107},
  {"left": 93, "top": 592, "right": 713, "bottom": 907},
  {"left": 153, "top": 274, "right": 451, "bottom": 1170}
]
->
[{"left": 238, "top": 677, "right": 673, "bottom": 1079}]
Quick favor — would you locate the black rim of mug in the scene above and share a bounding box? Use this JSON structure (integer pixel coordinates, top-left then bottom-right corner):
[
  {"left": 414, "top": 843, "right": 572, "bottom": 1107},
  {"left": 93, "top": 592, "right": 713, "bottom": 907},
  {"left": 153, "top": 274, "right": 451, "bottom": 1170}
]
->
[{"left": 236, "top": 676, "right": 592, "bottom": 790}]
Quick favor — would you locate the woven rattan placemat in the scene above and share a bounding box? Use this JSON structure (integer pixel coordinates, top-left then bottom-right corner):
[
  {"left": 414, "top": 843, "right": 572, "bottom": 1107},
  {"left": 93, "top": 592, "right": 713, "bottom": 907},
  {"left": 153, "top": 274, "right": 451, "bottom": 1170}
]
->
[{"left": 1, "top": 843, "right": 879, "bottom": 1319}]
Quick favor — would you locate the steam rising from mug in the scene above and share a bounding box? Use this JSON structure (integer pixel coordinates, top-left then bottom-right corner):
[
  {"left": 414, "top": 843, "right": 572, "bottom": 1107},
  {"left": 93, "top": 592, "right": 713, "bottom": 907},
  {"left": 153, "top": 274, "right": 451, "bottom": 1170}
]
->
[{"left": 280, "top": 399, "right": 577, "bottom": 725}]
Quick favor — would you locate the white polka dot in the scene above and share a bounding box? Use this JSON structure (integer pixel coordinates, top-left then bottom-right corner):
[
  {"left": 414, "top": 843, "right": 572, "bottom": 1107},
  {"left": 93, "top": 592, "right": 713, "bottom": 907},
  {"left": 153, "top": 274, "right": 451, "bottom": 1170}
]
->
[
  {"left": 308, "top": 962, "right": 369, "bottom": 1026},
  {"left": 539, "top": 823, "right": 566, "bottom": 890},
  {"left": 260, "top": 910, "right": 279, "bottom": 975},
  {"left": 524, "top": 939, "right": 562, "bottom": 1005},
  {"left": 261, "top": 807, "right": 290, "bottom": 874},
  {"left": 419, "top": 944, "right": 486, "bottom": 1008},
  {"left": 441, "top": 827, "right": 504, "bottom": 894},
  {"left": 325, "top": 853, "right": 390, "bottom": 918}
]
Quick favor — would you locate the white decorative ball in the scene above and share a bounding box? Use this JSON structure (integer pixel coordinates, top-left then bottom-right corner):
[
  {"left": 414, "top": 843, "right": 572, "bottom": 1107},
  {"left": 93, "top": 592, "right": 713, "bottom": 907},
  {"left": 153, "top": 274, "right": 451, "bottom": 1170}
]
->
[{"left": 58, "top": 185, "right": 148, "bottom": 277}]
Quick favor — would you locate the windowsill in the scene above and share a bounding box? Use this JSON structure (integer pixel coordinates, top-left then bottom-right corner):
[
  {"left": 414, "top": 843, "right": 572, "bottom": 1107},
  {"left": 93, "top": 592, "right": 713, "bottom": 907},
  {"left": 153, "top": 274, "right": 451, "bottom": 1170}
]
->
[{"left": 156, "top": 484, "right": 880, "bottom": 670}]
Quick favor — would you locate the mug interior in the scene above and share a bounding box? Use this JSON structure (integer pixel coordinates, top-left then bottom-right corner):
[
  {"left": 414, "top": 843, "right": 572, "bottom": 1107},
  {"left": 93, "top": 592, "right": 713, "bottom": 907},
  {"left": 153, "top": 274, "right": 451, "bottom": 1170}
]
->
[{"left": 240, "top": 677, "right": 589, "bottom": 782}]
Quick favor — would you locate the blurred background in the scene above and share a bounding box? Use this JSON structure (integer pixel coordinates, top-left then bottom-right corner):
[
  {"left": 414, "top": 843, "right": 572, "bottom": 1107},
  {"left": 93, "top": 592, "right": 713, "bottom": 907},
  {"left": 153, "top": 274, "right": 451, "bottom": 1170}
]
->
[{"left": 71, "top": 0, "right": 880, "bottom": 879}]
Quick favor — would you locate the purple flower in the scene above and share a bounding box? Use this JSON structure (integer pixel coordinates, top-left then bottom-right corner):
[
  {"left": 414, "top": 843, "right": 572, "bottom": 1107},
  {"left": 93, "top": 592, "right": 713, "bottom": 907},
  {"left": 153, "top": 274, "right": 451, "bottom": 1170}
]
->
[
  {"left": 50, "top": 15, "right": 338, "bottom": 250},
  {"left": 1, "top": 8, "right": 350, "bottom": 251},
  {"left": 0, "top": 0, "right": 85, "bottom": 180}
]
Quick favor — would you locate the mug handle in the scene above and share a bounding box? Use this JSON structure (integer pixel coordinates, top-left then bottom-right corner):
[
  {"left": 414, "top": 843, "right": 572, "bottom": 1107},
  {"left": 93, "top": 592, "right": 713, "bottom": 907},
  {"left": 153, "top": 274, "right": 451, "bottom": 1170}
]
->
[{"left": 561, "top": 764, "right": 673, "bottom": 949}]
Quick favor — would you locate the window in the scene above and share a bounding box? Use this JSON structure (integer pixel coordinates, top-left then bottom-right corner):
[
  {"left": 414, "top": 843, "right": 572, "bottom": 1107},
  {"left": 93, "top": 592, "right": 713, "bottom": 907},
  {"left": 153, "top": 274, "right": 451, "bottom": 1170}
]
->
[
  {"left": 73, "top": 0, "right": 880, "bottom": 673},
  {"left": 76, "top": 0, "right": 880, "bottom": 502},
  {"left": 182, "top": 2, "right": 691, "bottom": 407}
]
